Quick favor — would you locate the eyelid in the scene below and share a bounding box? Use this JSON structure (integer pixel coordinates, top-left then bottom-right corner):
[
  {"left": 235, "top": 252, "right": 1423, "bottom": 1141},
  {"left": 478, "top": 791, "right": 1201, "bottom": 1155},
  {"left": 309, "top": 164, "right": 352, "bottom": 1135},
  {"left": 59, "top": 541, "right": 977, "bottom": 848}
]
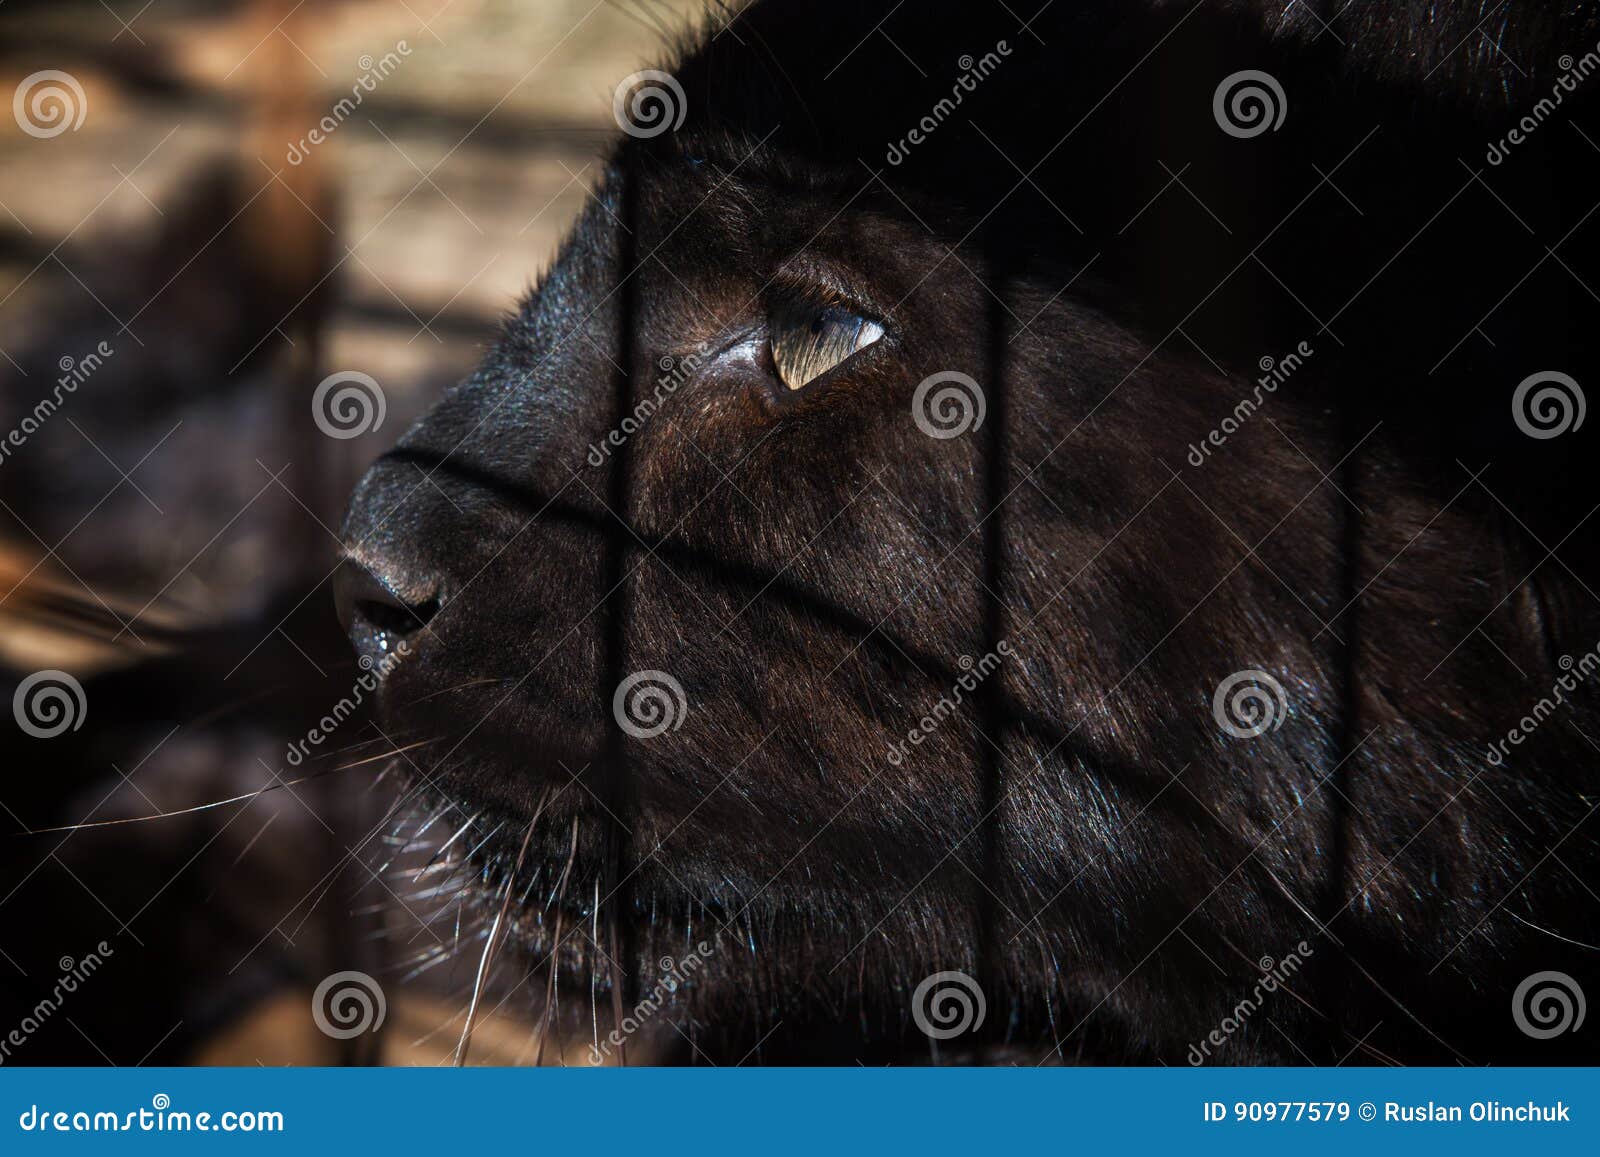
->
[{"left": 767, "top": 267, "right": 883, "bottom": 323}]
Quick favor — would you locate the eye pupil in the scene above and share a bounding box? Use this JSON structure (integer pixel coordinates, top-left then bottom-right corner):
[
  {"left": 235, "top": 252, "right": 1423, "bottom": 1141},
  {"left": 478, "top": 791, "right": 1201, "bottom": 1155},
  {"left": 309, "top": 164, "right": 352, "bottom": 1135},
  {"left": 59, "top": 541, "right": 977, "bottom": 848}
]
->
[{"left": 770, "top": 299, "right": 884, "bottom": 392}]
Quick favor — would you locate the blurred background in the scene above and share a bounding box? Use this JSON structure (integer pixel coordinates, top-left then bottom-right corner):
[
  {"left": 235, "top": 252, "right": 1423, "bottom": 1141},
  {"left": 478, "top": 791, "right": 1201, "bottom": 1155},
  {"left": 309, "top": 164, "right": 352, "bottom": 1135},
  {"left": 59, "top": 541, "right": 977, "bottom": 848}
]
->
[{"left": 0, "top": 0, "right": 698, "bottom": 1065}]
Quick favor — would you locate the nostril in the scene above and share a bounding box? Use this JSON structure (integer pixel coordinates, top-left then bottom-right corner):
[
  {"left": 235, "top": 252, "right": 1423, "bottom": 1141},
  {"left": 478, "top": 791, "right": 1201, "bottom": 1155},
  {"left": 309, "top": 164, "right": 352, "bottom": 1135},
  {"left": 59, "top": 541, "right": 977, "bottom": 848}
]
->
[
  {"left": 334, "top": 560, "right": 441, "bottom": 664},
  {"left": 354, "top": 594, "right": 440, "bottom": 638}
]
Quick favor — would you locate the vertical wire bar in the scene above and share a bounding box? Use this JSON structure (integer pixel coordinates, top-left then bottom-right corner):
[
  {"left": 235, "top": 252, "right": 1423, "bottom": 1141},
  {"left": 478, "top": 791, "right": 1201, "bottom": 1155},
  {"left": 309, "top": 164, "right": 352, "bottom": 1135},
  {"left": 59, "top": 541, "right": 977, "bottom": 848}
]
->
[
  {"left": 976, "top": 233, "right": 1011, "bottom": 1061},
  {"left": 1322, "top": 395, "right": 1362, "bottom": 1060},
  {"left": 1324, "top": 412, "right": 1363, "bottom": 1056},
  {"left": 600, "top": 146, "right": 642, "bottom": 1060}
]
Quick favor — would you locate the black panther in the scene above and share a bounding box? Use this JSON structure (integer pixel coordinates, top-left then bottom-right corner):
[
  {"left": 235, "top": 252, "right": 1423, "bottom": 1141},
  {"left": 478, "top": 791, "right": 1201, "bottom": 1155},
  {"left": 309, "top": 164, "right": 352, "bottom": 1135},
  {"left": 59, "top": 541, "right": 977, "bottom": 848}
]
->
[{"left": 337, "top": 0, "right": 1600, "bottom": 1064}]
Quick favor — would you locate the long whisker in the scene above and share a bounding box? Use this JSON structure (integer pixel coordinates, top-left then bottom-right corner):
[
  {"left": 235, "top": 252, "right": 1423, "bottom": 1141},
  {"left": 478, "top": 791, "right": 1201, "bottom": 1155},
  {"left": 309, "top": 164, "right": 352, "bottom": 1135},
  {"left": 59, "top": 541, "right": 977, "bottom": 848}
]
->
[
  {"left": 21, "top": 739, "right": 437, "bottom": 833},
  {"left": 402, "top": 677, "right": 509, "bottom": 707},
  {"left": 533, "top": 815, "right": 581, "bottom": 1066},
  {"left": 607, "top": 875, "right": 627, "bottom": 1066},
  {"left": 427, "top": 811, "right": 483, "bottom": 864},
  {"left": 455, "top": 818, "right": 536, "bottom": 1066},
  {"left": 591, "top": 878, "right": 601, "bottom": 1063},
  {"left": 1508, "top": 911, "right": 1600, "bottom": 953}
]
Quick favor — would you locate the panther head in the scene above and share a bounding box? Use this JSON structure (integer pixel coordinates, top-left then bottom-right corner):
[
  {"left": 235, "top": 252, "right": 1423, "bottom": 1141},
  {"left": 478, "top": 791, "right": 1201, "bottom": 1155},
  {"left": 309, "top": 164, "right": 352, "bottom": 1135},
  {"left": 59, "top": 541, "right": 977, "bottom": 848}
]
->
[{"left": 337, "top": 0, "right": 1600, "bottom": 1063}]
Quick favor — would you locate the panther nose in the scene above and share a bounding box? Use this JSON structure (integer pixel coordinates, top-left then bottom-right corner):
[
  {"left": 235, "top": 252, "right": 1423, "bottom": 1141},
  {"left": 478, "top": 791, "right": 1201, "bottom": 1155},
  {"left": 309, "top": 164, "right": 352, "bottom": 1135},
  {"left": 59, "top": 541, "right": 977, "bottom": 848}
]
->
[{"left": 334, "top": 557, "right": 441, "bottom": 668}]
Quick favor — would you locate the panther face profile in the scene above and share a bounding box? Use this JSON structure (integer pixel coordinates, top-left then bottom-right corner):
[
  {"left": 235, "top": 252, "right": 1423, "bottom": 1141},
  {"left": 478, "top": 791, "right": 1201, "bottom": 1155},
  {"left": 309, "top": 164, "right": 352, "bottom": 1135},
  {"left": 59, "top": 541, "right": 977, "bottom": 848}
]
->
[{"left": 338, "top": 0, "right": 1600, "bottom": 1064}]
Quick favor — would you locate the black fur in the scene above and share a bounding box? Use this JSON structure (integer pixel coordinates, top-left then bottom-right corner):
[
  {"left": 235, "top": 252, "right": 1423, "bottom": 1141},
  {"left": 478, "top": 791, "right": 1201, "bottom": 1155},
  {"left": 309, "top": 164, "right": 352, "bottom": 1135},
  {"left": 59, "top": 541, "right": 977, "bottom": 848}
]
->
[{"left": 340, "top": 0, "right": 1600, "bottom": 1063}]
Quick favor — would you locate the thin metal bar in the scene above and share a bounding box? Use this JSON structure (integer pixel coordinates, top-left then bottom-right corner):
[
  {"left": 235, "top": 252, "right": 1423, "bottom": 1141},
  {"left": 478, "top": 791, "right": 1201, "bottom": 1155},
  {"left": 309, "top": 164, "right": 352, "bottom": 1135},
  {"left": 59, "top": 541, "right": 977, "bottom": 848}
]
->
[
  {"left": 1322, "top": 395, "right": 1362, "bottom": 1060},
  {"left": 976, "top": 233, "right": 1011, "bottom": 1061},
  {"left": 600, "top": 147, "right": 643, "bottom": 1060}
]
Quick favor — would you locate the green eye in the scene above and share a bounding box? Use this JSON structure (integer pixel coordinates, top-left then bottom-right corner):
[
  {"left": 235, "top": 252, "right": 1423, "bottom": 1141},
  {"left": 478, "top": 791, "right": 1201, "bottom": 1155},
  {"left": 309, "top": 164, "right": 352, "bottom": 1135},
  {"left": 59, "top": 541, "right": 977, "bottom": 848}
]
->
[{"left": 769, "top": 300, "right": 884, "bottom": 391}]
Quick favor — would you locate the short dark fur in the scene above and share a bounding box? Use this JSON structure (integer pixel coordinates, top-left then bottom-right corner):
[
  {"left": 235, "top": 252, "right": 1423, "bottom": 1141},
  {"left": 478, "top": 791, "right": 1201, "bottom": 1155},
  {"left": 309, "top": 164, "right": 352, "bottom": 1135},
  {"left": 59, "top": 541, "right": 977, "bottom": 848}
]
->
[{"left": 341, "top": 0, "right": 1600, "bottom": 1063}]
